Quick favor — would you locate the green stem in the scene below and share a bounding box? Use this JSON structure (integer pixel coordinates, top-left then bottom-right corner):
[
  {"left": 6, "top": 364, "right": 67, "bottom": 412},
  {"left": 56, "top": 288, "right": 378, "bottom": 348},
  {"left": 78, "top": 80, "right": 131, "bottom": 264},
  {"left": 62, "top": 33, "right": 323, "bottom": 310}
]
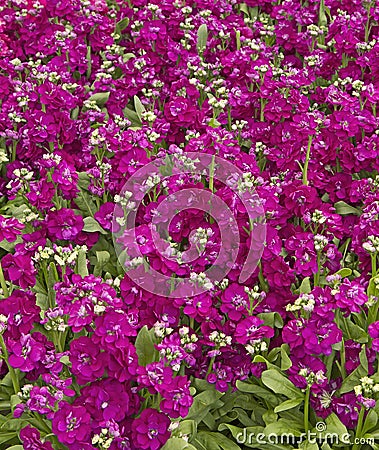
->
[
  {"left": 0, "top": 262, "right": 9, "bottom": 298},
  {"left": 209, "top": 155, "right": 215, "bottom": 193},
  {"left": 304, "top": 385, "right": 310, "bottom": 433},
  {"left": 302, "top": 135, "right": 313, "bottom": 186},
  {"left": 352, "top": 407, "right": 365, "bottom": 450},
  {"left": 207, "top": 355, "right": 216, "bottom": 376},
  {"left": 314, "top": 252, "right": 321, "bottom": 286},
  {"left": 340, "top": 338, "right": 347, "bottom": 380},
  {"left": 0, "top": 335, "right": 20, "bottom": 394},
  {"left": 371, "top": 254, "right": 377, "bottom": 277}
]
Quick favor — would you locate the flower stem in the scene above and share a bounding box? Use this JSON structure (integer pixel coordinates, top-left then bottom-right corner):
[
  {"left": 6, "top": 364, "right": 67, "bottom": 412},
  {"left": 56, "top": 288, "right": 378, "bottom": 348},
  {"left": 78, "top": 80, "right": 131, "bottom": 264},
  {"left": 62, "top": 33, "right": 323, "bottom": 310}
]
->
[
  {"left": 352, "top": 406, "right": 365, "bottom": 450},
  {"left": 302, "top": 135, "right": 313, "bottom": 186},
  {"left": 0, "top": 334, "right": 20, "bottom": 394},
  {"left": 207, "top": 355, "right": 216, "bottom": 376},
  {"left": 304, "top": 385, "right": 310, "bottom": 434},
  {"left": 0, "top": 262, "right": 9, "bottom": 298}
]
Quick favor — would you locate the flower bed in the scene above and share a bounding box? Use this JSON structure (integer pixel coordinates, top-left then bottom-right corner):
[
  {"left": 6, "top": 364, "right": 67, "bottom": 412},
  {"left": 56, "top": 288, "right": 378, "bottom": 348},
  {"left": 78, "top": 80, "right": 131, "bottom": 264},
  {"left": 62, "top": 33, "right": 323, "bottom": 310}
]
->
[{"left": 1, "top": 0, "right": 379, "bottom": 449}]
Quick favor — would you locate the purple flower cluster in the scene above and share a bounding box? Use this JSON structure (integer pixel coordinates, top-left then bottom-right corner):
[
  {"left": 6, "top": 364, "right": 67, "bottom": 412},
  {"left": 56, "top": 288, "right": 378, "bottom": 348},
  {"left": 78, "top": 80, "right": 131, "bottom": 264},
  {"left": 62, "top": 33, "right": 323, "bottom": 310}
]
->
[{"left": 0, "top": 0, "right": 379, "bottom": 448}]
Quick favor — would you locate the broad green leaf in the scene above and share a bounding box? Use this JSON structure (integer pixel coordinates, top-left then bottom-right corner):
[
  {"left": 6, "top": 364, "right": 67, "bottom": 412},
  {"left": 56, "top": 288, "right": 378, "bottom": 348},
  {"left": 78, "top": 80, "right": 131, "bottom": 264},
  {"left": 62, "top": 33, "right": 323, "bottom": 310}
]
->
[
  {"left": 339, "top": 318, "right": 368, "bottom": 343},
  {"left": 299, "top": 441, "right": 319, "bottom": 450},
  {"left": 7, "top": 446, "right": 24, "bottom": 450},
  {"left": 197, "top": 431, "right": 241, "bottom": 450},
  {"left": 0, "top": 433, "right": 18, "bottom": 444},
  {"left": 197, "top": 24, "right": 208, "bottom": 54},
  {"left": 334, "top": 201, "right": 361, "bottom": 216},
  {"left": 340, "top": 363, "right": 367, "bottom": 394},
  {"left": 274, "top": 397, "right": 303, "bottom": 413},
  {"left": 88, "top": 92, "right": 110, "bottom": 107},
  {"left": 116, "top": 17, "right": 129, "bottom": 33},
  {"left": 76, "top": 249, "right": 89, "bottom": 277},
  {"left": 161, "top": 438, "right": 197, "bottom": 450},
  {"left": 123, "top": 106, "right": 142, "bottom": 127},
  {"left": 258, "top": 312, "right": 283, "bottom": 329},
  {"left": 280, "top": 344, "right": 292, "bottom": 370},
  {"left": 362, "top": 409, "right": 378, "bottom": 436},
  {"left": 93, "top": 250, "right": 111, "bottom": 277},
  {"left": 336, "top": 268, "right": 352, "bottom": 278},
  {"left": 359, "top": 345, "right": 369, "bottom": 372},
  {"left": 135, "top": 326, "right": 157, "bottom": 366},
  {"left": 186, "top": 390, "right": 223, "bottom": 424},
  {"left": 134, "top": 96, "right": 145, "bottom": 122},
  {"left": 236, "top": 380, "right": 280, "bottom": 407},
  {"left": 299, "top": 277, "right": 311, "bottom": 294},
  {"left": 123, "top": 53, "right": 135, "bottom": 62},
  {"left": 261, "top": 370, "right": 303, "bottom": 398},
  {"left": 75, "top": 189, "right": 97, "bottom": 217},
  {"left": 83, "top": 216, "right": 107, "bottom": 234},
  {"left": 262, "top": 410, "right": 278, "bottom": 426}
]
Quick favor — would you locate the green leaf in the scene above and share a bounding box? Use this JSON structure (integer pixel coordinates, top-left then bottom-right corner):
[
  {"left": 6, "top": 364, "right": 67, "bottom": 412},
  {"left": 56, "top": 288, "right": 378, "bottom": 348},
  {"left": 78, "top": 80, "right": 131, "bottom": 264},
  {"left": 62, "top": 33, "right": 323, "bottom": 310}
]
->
[
  {"left": 135, "top": 326, "right": 157, "bottom": 366},
  {"left": 7, "top": 446, "right": 24, "bottom": 450},
  {"left": 86, "top": 45, "right": 91, "bottom": 79},
  {"left": 262, "top": 410, "right": 278, "bottom": 426},
  {"left": 71, "top": 106, "right": 79, "bottom": 120},
  {"left": 336, "top": 268, "right": 352, "bottom": 278},
  {"left": 340, "top": 362, "right": 367, "bottom": 394},
  {"left": 359, "top": 344, "right": 369, "bottom": 372},
  {"left": 362, "top": 409, "right": 378, "bottom": 436},
  {"left": 217, "top": 424, "right": 264, "bottom": 446},
  {"left": 208, "top": 118, "right": 221, "bottom": 128},
  {"left": 83, "top": 217, "right": 107, "bottom": 234},
  {"left": 236, "top": 380, "right": 280, "bottom": 407},
  {"left": 123, "top": 106, "right": 142, "bottom": 127},
  {"left": 257, "top": 312, "right": 283, "bottom": 329},
  {"left": 299, "top": 277, "right": 311, "bottom": 294},
  {"left": 339, "top": 318, "right": 368, "bottom": 343},
  {"left": 161, "top": 438, "right": 197, "bottom": 450},
  {"left": 368, "top": 275, "right": 379, "bottom": 297},
  {"left": 186, "top": 390, "right": 224, "bottom": 424},
  {"left": 123, "top": 53, "right": 135, "bottom": 62},
  {"left": 280, "top": 344, "right": 292, "bottom": 370},
  {"left": 334, "top": 201, "right": 361, "bottom": 216},
  {"left": 93, "top": 250, "right": 111, "bottom": 277},
  {"left": 0, "top": 433, "right": 18, "bottom": 444},
  {"left": 299, "top": 441, "right": 319, "bottom": 450},
  {"left": 261, "top": 370, "right": 303, "bottom": 399},
  {"left": 197, "top": 24, "right": 208, "bottom": 54},
  {"left": 197, "top": 431, "right": 241, "bottom": 450},
  {"left": 76, "top": 249, "right": 89, "bottom": 277},
  {"left": 75, "top": 189, "right": 97, "bottom": 217},
  {"left": 115, "top": 17, "right": 129, "bottom": 33},
  {"left": 134, "top": 96, "right": 145, "bottom": 122},
  {"left": 274, "top": 397, "right": 303, "bottom": 413},
  {"left": 263, "top": 418, "right": 303, "bottom": 436},
  {"left": 0, "top": 236, "right": 22, "bottom": 252},
  {"left": 88, "top": 92, "right": 110, "bottom": 107}
]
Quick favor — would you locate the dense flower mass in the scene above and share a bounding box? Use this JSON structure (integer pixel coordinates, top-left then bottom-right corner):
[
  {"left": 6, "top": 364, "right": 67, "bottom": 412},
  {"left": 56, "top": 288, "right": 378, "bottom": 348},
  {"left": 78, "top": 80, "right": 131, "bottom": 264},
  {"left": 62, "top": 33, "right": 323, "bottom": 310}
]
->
[{"left": 1, "top": 0, "right": 379, "bottom": 448}]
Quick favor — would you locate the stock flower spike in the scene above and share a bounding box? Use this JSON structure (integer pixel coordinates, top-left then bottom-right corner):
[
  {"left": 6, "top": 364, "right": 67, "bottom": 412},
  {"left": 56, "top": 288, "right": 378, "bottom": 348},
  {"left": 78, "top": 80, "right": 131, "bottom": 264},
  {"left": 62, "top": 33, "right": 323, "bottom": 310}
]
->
[{"left": 1, "top": 0, "right": 379, "bottom": 448}]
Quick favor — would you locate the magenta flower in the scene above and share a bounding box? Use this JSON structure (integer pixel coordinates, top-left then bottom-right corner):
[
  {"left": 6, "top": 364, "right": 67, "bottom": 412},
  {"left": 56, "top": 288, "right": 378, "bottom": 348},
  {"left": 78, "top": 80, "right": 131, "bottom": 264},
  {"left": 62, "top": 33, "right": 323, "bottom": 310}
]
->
[
  {"left": 160, "top": 375, "right": 193, "bottom": 418},
  {"left": 131, "top": 408, "right": 171, "bottom": 450},
  {"left": 46, "top": 208, "right": 84, "bottom": 241},
  {"left": 20, "top": 425, "right": 54, "bottom": 450},
  {"left": 8, "top": 333, "right": 46, "bottom": 372},
  {"left": 69, "top": 336, "right": 108, "bottom": 384},
  {"left": 234, "top": 316, "right": 274, "bottom": 345},
  {"left": 334, "top": 279, "right": 367, "bottom": 313},
  {"left": 0, "top": 216, "right": 24, "bottom": 241},
  {"left": 52, "top": 402, "right": 91, "bottom": 445}
]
